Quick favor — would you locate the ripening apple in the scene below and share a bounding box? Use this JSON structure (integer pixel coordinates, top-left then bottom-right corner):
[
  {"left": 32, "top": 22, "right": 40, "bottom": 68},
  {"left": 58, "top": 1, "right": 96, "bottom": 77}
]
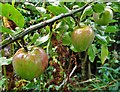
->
[
  {"left": 12, "top": 46, "right": 48, "bottom": 80},
  {"left": 71, "top": 26, "right": 94, "bottom": 52}
]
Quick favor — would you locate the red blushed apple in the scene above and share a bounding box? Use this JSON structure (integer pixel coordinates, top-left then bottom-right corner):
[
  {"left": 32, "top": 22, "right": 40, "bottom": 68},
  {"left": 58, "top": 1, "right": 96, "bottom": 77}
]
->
[{"left": 12, "top": 46, "right": 48, "bottom": 80}]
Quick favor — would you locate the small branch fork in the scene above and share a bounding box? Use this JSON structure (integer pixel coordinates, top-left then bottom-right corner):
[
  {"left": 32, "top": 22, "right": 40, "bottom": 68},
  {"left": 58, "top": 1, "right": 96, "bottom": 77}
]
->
[{"left": 0, "top": 2, "right": 91, "bottom": 50}]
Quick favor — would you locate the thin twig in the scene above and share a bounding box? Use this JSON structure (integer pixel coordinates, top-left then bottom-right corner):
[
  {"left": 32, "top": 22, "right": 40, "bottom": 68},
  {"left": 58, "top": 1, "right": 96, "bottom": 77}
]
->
[
  {"left": 78, "top": 78, "right": 99, "bottom": 84},
  {"left": 59, "top": 65, "right": 77, "bottom": 88},
  {"left": 0, "top": 2, "right": 91, "bottom": 50},
  {"left": 88, "top": 61, "right": 92, "bottom": 79},
  {"left": 69, "top": 65, "right": 77, "bottom": 77}
]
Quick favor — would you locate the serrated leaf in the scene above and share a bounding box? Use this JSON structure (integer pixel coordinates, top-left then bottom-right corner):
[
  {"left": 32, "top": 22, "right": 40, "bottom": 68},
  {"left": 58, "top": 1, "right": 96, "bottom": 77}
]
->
[
  {"left": 0, "top": 57, "right": 12, "bottom": 66},
  {"left": 62, "top": 32, "right": 71, "bottom": 46},
  {"left": 0, "top": 26, "right": 15, "bottom": 34},
  {"left": 105, "top": 26, "right": 118, "bottom": 33},
  {"left": 80, "top": 5, "right": 93, "bottom": 21},
  {"left": 35, "top": 33, "right": 49, "bottom": 46},
  {"left": 88, "top": 44, "right": 97, "bottom": 63},
  {"left": 0, "top": 3, "right": 25, "bottom": 28},
  {"left": 95, "top": 34, "right": 108, "bottom": 44},
  {"left": 101, "top": 44, "right": 108, "bottom": 64}
]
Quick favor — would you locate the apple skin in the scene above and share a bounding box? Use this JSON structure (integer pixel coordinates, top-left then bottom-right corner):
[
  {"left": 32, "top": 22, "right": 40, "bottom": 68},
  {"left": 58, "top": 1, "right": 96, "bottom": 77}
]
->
[
  {"left": 12, "top": 46, "right": 48, "bottom": 80},
  {"left": 93, "top": 7, "right": 113, "bottom": 26},
  {"left": 71, "top": 26, "right": 94, "bottom": 52}
]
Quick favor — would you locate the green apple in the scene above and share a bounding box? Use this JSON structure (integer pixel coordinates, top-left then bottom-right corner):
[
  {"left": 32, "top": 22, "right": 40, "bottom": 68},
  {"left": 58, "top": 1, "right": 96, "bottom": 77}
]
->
[
  {"left": 93, "top": 7, "right": 113, "bottom": 25},
  {"left": 71, "top": 26, "right": 94, "bottom": 52}
]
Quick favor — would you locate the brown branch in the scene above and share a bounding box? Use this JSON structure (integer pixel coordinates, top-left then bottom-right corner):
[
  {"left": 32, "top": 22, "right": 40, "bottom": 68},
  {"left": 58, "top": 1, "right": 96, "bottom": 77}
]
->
[{"left": 0, "top": 2, "right": 91, "bottom": 50}]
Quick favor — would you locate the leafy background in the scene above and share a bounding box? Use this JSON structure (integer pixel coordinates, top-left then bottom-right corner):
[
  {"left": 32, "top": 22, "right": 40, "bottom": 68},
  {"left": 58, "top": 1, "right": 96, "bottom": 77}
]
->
[{"left": 0, "top": 1, "right": 120, "bottom": 91}]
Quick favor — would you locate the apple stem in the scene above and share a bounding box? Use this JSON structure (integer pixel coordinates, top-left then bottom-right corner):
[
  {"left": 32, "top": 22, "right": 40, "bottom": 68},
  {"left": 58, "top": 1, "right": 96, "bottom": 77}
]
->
[
  {"left": 15, "top": 41, "right": 22, "bottom": 48},
  {"left": 62, "top": 4, "right": 81, "bottom": 27},
  {"left": 21, "top": 38, "right": 28, "bottom": 52},
  {"left": 71, "top": 15, "right": 81, "bottom": 27}
]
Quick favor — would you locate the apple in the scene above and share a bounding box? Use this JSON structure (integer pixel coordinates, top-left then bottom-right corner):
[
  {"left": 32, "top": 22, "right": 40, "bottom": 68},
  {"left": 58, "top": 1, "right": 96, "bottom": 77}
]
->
[
  {"left": 93, "top": 7, "right": 113, "bottom": 25},
  {"left": 12, "top": 46, "right": 48, "bottom": 80},
  {"left": 71, "top": 26, "right": 94, "bottom": 52}
]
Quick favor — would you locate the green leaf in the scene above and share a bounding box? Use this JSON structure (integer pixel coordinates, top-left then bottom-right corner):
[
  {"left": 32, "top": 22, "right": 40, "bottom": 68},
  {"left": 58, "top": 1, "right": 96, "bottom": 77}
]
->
[
  {"left": 88, "top": 44, "right": 97, "bottom": 63},
  {"left": 95, "top": 34, "right": 108, "bottom": 44},
  {"left": 111, "top": 2, "right": 120, "bottom": 12},
  {"left": 97, "top": 67, "right": 120, "bottom": 74},
  {"left": 0, "top": 3, "right": 25, "bottom": 28},
  {"left": 0, "top": 77, "right": 7, "bottom": 89},
  {"left": 70, "top": 44, "right": 78, "bottom": 52},
  {"left": 36, "top": 7, "right": 46, "bottom": 14},
  {"left": 24, "top": 2, "right": 36, "bottom": 11},
  {"left": 62, "top": 32, "right": 71, "bottom": 46},
  {"left": 56, "top": 21, "right": 69, "bottom": 31},
  {"left": 24, "top": 2, "right": 40, "bottom": 14},
  {"left": 47, "top": 6, "right": 70, "bottom": 25},
  {"left": 24, "top": 82, "right": 37, "bottom": 89},
  {"left": 47, "top": 6, "right": 68, "bottom": 16},
  {"left": 101, "top": 44, "right": 108, "bottom": 64},
  {"left": 93, "top": 3, "right": 105, "bottom": 13},
  {"left": 0, "top": 26, "right": 15, "bottom": 34},
  {"left": 31, "top": 32, "right": 39, "bottom": 44},
  {"left": 105, "top": 26, "right": 118, "bottom": 33},
  {"left": 35, "top": 33, "right": 50, "bottom": 46},
  {"left": 80, "top": 5, "right": 93, "bottom": 21},
  {"left": 0, "top": 57, "right": 12, "bottom": 66}
]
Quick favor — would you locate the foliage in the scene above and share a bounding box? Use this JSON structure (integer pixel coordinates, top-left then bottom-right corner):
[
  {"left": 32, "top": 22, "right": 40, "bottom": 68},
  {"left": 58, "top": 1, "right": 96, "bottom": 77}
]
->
[{"left": 0, "top": 1, "right": 120, "bottom": 91}]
